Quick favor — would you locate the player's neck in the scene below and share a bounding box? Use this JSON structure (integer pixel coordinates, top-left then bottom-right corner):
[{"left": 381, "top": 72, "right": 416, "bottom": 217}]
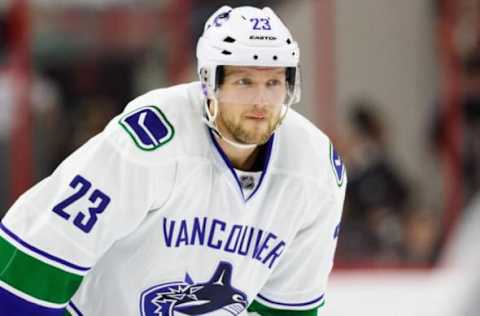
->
[{"left": 217, "top": 138, "right": 260, "bottom": 171}]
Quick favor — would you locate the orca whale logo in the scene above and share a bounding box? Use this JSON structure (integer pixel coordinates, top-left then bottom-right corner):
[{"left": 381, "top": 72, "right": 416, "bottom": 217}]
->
[{"left": 140, "top": 261, "right": 247, "bottom": 316}]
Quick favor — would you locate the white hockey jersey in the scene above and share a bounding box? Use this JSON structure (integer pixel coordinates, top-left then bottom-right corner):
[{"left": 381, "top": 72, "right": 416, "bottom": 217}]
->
[{"left": 0, "top": 82, "right": 346, "bottom": 316}]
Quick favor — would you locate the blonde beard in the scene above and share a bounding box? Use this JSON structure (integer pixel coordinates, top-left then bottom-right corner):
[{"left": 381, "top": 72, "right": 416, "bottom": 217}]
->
[{"left": 219, "top": 111, "right": 281, "bottom": 145}]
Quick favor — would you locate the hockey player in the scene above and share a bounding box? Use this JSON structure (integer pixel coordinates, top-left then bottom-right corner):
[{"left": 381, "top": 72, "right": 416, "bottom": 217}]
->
[{"left": 0, "top": 5, "right": 346, "bottom": 316}]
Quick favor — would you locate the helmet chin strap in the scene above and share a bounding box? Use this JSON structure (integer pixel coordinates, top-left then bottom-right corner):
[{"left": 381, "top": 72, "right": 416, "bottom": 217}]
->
[
  {"left": 202, "top": 96, "right": 258, "bottom": 150},
  {"left": 202, "top": 92, "right": 292, "bottom": 150}
]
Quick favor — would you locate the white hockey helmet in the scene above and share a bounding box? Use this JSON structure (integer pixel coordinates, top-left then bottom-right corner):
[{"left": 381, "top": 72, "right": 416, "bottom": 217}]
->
[
  {"left": 197, "top": 5, "right": 300, "bottom": 101},
  {"left": 196, "top": 6, "right": 301, "bottom": 147}
]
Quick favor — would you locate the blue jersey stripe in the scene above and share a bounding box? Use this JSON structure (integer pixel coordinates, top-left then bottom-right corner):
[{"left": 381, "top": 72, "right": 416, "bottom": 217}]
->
[
  {"left": 257, "top": 293, "right": 325, "bottom": 307},
  {"left": 68, "top": 301, "right": 84, "bottom": 316},
  {"left": 0, "top": 285, "right": 66, "bottom": 316},
  {"left": 0, "top": 222, "right": 91, "bottom": 273},
  {"left": 246, "top": 134, "right": 274, "bottom": 201}
]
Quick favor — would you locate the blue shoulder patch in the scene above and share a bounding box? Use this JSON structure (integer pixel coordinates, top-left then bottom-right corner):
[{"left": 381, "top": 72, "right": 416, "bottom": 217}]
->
[
  {"left": 329, "top": 142, "right": 345, "bottom": 187},
  {"left": 119, "top": 106, "right": 174, "bottom": 151}
]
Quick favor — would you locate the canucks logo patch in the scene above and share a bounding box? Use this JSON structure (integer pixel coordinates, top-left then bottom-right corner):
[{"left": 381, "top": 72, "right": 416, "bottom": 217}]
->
[
  {"left": 330, "top": 143, "right": 345, "bottom": 187},
  {"left": 140, "top": 261, "right": 247, "bottom": 316},
  {"left": 119, "top": 106, "right": 174, "bottom": 151}
]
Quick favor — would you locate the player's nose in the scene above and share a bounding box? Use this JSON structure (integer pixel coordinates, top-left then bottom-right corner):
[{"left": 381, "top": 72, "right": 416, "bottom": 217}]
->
[{"left": 251, "top": 86, "right": 271, "bottom": 107}]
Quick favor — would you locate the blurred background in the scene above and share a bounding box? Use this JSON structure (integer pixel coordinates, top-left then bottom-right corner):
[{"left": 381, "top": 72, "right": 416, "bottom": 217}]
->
[{"left": 1, "top": 0, "right": 479, "bottom": 315}]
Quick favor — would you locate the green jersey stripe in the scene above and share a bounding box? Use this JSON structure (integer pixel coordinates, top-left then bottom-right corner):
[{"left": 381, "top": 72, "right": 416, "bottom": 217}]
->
[
  {"left": 0, "top": 236, "right": 83, "bottom": 304},
  {"left": 0, "top": 223, "right": 90, "bottom": 274},
  {"left": 248, "top": 300, "right": 318, "bottom": 315}
]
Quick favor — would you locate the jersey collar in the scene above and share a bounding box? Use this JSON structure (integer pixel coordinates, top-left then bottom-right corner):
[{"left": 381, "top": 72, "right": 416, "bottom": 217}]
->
[{"left": 208, "top": 128, "right": 275, "bottom": 202}]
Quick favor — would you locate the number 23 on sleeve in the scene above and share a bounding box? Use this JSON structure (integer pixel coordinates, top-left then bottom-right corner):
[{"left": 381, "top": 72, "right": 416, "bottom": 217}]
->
[{"left": 52, "top": 175, "right": 111, "bottom": 233}]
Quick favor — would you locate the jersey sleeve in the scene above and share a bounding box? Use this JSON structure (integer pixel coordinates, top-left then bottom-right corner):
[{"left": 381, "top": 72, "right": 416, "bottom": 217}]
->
[
  {"left": 0, "top": 119, "right": 176, "bottom": 315},
  {"left": 254, "top": 177, "right": 346, "bottom": 311}
]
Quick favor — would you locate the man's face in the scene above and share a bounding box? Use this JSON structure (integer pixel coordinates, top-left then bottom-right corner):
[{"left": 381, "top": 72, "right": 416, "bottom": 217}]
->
[{"left": 215, "top": 66, "right": 287, "bottom": 145}]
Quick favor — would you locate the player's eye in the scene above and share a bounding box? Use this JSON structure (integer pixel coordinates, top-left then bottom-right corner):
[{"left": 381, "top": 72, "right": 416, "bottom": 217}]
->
[
  {"left": 235, "top": 78, "right": 253, "bottom": 86},
  {"left": 266, "top": 79, "right": 283, "bottom": 87}
]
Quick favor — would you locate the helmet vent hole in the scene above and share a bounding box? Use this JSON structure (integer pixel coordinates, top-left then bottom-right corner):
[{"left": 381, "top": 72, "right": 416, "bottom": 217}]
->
[
  {"left": 292, "top": 52, "right": 296, "bottom": 56},
  {"left": 221, "top": 50, "right": 232, "bottom": 55},
  {"left": 286, "top": 38, "right": 292, "bottom": 44},
  {"left": 241, "top": 15, "right": 247, "bottom": 20},
  {"left": 273, "top": 55, "right": 278, "bottom": 60},
  {"left": 223, "top": 36, "right": 236, "bottom": 43},
  {"left": 253, "top": 55, "right": 258, "bottom": 60}
]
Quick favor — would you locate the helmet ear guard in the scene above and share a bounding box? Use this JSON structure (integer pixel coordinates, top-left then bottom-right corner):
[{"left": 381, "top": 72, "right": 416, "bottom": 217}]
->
[{"left": 287, "top": 66, "right": 301, "bottom": 104}]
